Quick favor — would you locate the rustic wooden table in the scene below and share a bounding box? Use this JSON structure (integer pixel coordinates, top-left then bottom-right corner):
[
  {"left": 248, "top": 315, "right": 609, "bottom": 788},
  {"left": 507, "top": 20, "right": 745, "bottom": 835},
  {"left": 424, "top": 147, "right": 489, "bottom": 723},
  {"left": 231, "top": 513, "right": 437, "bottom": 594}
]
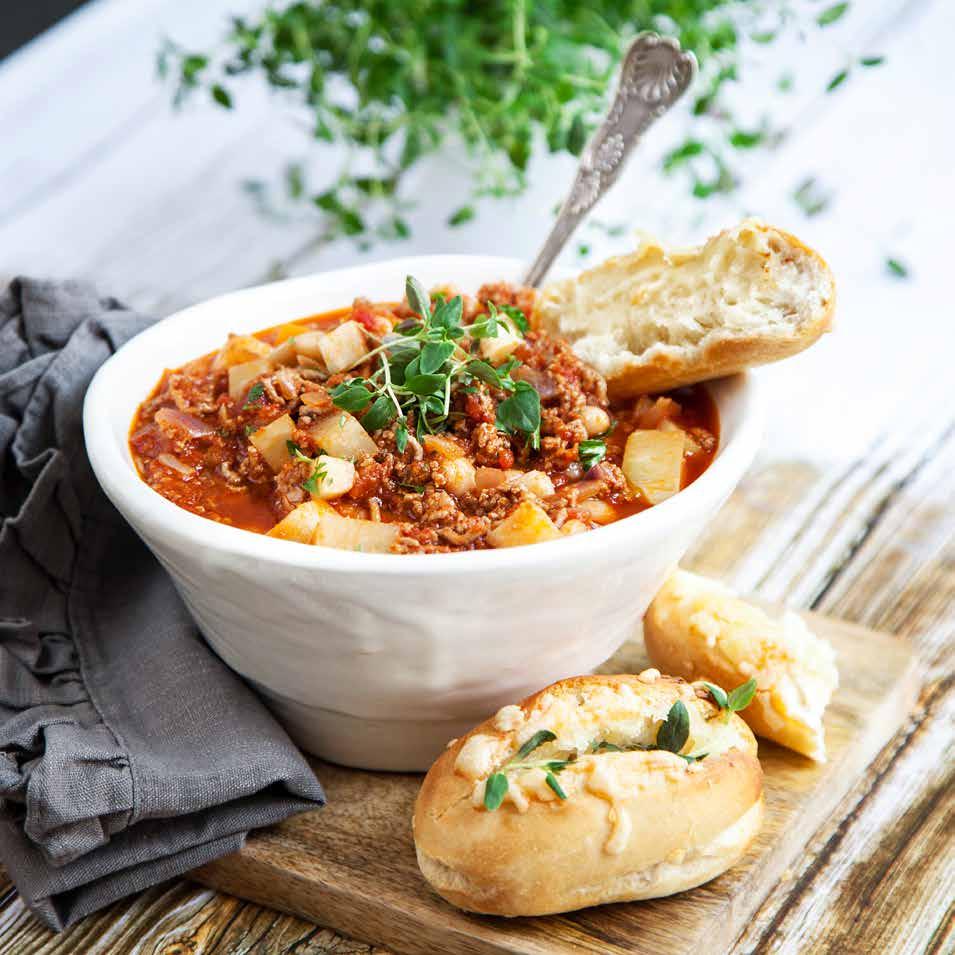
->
[{"left": 0, "top": 0, "right": 952, "bottom": 951}]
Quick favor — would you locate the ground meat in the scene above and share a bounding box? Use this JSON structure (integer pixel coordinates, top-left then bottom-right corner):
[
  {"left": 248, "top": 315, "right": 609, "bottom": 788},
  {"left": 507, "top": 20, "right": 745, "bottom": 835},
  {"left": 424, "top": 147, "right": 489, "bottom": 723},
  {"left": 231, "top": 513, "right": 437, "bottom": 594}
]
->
[
  {"left": 471, "top": 422, "right": 515, "bottom": 469},
  {"left": 273, "top": 459, "right": 313, "bottom": 516},
  {"left": 476, "top": 282, "right": 537, "bottom": 319},
  {"left": 129, "top": 283, "right": 719, "bottom": 553},
  {"left": 167, "top": 371, "right": 220, "bottom": 417}
]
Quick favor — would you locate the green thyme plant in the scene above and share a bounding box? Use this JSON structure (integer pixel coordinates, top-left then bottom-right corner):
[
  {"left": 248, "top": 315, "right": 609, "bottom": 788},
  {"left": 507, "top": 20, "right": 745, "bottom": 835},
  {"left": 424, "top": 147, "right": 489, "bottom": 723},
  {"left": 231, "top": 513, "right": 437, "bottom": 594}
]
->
[{"left": 159, "top": 1, "right": 878, "bottom": 242}]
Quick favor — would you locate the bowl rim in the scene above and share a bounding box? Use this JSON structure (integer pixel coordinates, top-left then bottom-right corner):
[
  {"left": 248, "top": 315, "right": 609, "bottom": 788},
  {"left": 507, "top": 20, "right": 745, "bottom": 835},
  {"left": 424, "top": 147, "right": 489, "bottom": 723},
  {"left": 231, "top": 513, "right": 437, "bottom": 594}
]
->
[{"left": 83, "top": 254, "right": 765, "bottom": 576}]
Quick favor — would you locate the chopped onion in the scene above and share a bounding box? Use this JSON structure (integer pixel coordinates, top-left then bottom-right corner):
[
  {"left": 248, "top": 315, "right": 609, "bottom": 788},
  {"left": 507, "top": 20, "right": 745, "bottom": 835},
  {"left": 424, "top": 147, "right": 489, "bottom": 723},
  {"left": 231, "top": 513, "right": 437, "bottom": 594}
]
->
[
  {"left": 157, "top": 453, "right": 194, "bottom": 476},
  {"left": 513, "top": 365, "right": 558, "bottom": 400},
  {"left": 155, "top": 407, "right": 216, "bottom": 439}
]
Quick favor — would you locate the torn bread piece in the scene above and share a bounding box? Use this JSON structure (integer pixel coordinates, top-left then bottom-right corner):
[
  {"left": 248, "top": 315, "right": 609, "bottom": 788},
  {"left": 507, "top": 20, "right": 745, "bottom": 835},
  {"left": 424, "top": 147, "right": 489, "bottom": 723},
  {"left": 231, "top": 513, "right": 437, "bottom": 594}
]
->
[
  {"left": 535, "top": 219, "right": 834, "bottom": 397},
  {"left": 413, "top": 673, "right": 762, "bottom": 917},
  {"left": 643, "top": 570, "right": 838, "bottom": 761}
]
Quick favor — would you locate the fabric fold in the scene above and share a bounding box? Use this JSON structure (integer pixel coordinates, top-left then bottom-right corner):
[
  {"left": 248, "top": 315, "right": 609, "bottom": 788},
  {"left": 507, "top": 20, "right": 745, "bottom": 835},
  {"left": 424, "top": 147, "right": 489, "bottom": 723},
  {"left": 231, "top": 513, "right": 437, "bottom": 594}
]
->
[{"left": 0, "top": 278, "right": 325, "bottom": 930}]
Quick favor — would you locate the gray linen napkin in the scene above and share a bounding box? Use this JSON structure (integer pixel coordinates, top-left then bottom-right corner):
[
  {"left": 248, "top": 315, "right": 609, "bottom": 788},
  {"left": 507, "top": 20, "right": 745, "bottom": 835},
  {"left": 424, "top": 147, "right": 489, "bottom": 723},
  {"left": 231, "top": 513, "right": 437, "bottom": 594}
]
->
[{"left": 0, "top": 278, "right": 325, "bottom": 931}]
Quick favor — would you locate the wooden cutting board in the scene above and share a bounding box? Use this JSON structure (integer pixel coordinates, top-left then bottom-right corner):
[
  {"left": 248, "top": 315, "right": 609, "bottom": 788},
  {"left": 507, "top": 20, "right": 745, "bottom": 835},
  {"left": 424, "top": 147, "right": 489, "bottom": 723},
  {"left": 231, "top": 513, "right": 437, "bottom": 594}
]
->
[{"left": 192, "top": 611, "right": 920, "bottom": 955}]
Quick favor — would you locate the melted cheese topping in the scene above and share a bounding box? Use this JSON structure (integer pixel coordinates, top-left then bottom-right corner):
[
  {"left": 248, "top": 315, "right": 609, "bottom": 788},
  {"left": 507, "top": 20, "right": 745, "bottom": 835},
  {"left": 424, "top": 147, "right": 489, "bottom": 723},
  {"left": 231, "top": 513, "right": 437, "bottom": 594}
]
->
[{"left": 456, "top": 678, "right": 748, "bottom": 856}]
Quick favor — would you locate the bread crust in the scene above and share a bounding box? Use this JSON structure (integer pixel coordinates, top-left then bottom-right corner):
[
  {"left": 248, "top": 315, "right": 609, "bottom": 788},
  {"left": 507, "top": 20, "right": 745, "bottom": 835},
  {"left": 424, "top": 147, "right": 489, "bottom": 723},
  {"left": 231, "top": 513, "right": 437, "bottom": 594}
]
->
[
  {"left": 413, "top": 673, "right": 763, "bottom": 916},
  {"left": 535, "top": 220, "right": 835, "bottom": 397},
  {"left": 643, "top": 571, "right": 838, "bottom": 761}
]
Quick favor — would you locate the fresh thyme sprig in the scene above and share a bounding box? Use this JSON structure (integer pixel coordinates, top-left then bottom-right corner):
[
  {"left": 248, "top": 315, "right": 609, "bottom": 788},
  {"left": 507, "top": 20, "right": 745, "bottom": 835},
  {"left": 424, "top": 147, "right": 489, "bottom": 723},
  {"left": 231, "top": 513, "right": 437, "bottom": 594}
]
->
[
  {"left": 287, "top": 440, "right": 327, "bottom": 494},
  {"left": 589, "top": 701, "right": 707, "bottom": 765},
  {"left": 158, "top": 2, "right": 883, "bottom": 243},
  {"left": 483, "top": 729, "right": 569, "bottom": 811},
  {"left": 702, "top": 678, "right": 758, "bottom": 716},
  {"left": 329, "top": 276, "right": 541, "bottom": 447},
  {"left": 483, "top": 700, "right": 709, "bottom": 811}
]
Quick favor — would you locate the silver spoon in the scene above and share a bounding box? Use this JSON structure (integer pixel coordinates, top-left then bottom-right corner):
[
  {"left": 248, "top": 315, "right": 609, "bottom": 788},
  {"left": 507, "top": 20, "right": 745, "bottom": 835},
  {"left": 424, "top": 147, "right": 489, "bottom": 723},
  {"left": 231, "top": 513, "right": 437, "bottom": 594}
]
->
[{"left": 523, "top": 33, "right": 697, "bottom": 288}]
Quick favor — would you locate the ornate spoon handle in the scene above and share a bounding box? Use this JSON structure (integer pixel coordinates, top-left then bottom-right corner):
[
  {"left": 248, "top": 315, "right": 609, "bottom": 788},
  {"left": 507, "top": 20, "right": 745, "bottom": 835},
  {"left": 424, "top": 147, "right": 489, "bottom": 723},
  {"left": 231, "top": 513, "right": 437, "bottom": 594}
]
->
[{"left": 523, "top": 33, "right": 697, "bottom": 288}]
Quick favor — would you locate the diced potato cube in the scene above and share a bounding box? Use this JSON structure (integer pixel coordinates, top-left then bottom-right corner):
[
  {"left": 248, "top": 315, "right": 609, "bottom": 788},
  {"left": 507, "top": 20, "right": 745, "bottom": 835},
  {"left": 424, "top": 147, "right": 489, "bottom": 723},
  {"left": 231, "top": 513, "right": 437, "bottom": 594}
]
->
[
  {"left": 292, "top": 331, "right": 327, "bottom": 361},
  {"left": 266, "top": 339, "right": 297, "bottom": 368},
  {"left": 487, "top": 501, "right": 560, "bottom": 548},
  {"left": 318, "top": 321, "right": 368, "bottom": 374},
  {"left": 214, "top": 334, "right": 272, "bottom": 370},
  {"left": 311, "top": 502, "right": 398, "bottom": 553},
  {"left": 249, "top": 414, "right": 295, "bottom": 471},
  {"left": 308, "top": 411, "right": 377, "bottom": 460},
  {"left": 309, "top": 455, "right": 355, "bottom": 499},
  {"left": 512, "top": 470, "right": 555, "bottom": 498},
  {"left": 266, "top": 502, "right": 322, "bottom": 544},
  {"left": 228, "top": 358, "right": 270, "bottom": 401},
  {"left": 441, "top": 458, "right": 476, "bottom": 496},
  {"left": 479, "top": 327, "right": 522, "bottom": 364},
  {"left": 423, "top": 434, "right": 465, "bottom": 460},
  {"left": 622, "top": 429, "right": 685, "bottom": 505}
]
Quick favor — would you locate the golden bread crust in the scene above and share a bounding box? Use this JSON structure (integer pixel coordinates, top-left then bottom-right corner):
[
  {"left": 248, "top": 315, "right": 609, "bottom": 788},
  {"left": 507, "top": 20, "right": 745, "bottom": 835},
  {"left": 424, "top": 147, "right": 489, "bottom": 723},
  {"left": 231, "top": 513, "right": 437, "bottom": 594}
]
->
[{"left": 413, "top": 673, "right": 763, "bottom": 916}]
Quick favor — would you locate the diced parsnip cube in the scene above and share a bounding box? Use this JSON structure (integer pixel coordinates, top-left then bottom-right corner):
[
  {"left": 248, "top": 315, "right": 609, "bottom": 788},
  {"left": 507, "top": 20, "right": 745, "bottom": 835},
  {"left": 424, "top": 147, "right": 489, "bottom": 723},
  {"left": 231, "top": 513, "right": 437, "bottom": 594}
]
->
[
  {"left": 512, "top": 470, "right": 555, "bottom": 498},
  {"left": 214, "top": 334, "right": 272, "bottom": 370},
  {"left": 292, "top": 330, "right": 327, "bottom": 360},
  {"left": 318, "top": 321, "right": 368, "bottom": 374},
  {"left": 266, "top": 502, "right": 322, "bottom": 544},
  {"left": 308, "top": 411, "right": 377, "bottom": 459},
  {"left": 423, "top": 434, "right": 465, "bottom": 459},
  {"left": 228, "top": 358, "right": 270, "bottom": 401},
  {"left": 441, "top": 458, "right": 476, "bottom": 496},
  {"left": 309, "top": 455, "right": 355, "bottom": 499},
  {"left": 622, "top": 429, "right": 685, "bottom": 505},
  {"left": 487, "top": 501, "right": 560, "bottom": 548},
  {"left": 311, "top": 502, "right": 398, "bottom": 553},
  {"left": 479, "top": 326, "right": 522, "bottom": 364},
  {"left": 266, "top": 339, "right": 298, "bottom": 368},
  {"left": 249, "top": 414, "right": 295, "bottom": 471}
]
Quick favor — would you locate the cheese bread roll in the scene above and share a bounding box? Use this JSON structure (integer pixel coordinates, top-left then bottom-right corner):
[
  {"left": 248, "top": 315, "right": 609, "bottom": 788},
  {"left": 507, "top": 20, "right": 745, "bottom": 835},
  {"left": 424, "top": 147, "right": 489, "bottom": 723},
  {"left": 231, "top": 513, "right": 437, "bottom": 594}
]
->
[
  {"left": 644, "top": 570, "right": 838, "bottom": 761},
  {"left": 413, "top": 672, "right": 762, "bottom": 916}
]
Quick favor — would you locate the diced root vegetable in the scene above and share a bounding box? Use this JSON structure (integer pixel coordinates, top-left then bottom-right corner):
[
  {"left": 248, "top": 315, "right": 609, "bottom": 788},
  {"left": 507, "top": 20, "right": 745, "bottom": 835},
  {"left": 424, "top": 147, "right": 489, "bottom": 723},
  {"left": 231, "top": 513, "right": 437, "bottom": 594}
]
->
[
  {"left": 622, "top": 429, "right": 685, "bottom": 505},
  {"left": 576, "top": 498, "right": 616, "bottom": 524},
  {"left": 441, "top": 458, "right": 476, "bottom": 496},
  {"left": 512, "top": 470, "right": 555, "bottom": 498},
  {"left": 318, "top": 321, "right": 368, "bottom": 374},
  {"left": 561, "top": 519, "right": 589, "bottom": 536},
  {"left": 266, "top": 339, "right": 297, "bottom": 368},
  {"left": 311, "top": 502, "right": 398, "bottom": 553},
  {"left": 309, "top": 455, "right": 355, "bottom": 499},
  {"left": 308, "top": 411, "right": 377, "bottom": 459},
  {"left": 475, "top": 467, "right": 506, "bottom": 490},
  {"left": 267, "top": 502, "right": 322, "bottom": 544},
  {"left": 424, "top": 433, "right": 466, "bottom": 460},
  {"left": 487, "top": 501, "right": 561, "bottom": 548},
  {"left": 292, "top": 331, "right": 327, "bottom": 360},
  {"left": 249, "top": 413, "right": 295, "bottom": 471},
  {"left": 213, "top": 334, "right": 272, "bottom": 370},
  {"left": 228, "top": 358, "right": 270, "bottom": 401},
  {"left": 580, "top": 405, "right": 611, "bottom": 437},
  {"left": 479, "top": 328, "right": 522, "bottom": 364}
]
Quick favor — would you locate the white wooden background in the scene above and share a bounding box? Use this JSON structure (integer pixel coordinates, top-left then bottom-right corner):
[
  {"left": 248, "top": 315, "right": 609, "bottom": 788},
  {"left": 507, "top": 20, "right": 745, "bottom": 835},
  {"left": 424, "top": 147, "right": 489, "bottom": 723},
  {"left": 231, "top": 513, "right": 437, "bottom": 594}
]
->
[{"left": 0, "top": 1, "right": 952, "bottom": 952}]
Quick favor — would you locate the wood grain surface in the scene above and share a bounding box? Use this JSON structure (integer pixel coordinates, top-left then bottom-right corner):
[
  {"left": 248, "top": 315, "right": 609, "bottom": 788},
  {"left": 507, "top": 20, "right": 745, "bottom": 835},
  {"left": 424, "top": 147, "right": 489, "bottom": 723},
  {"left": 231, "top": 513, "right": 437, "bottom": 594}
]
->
[{"left": 186, "top": 613, "right": 919, "bottom": 955}]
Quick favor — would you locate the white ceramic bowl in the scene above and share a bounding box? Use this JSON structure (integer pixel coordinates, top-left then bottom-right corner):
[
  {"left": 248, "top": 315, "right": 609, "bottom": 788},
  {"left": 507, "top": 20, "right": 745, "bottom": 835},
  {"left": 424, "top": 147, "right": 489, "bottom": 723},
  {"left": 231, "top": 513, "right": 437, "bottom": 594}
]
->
[{"left": 84, "top": 256, "right": 764, "bottom": 771}]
